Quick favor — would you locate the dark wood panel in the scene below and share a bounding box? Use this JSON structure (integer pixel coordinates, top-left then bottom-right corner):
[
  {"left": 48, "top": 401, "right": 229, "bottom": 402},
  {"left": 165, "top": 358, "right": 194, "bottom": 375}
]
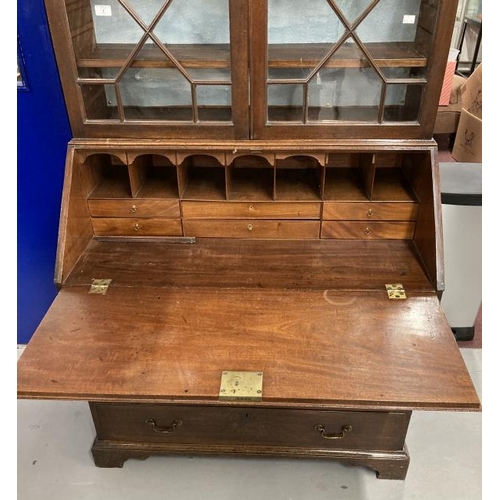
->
[
  {"left": 92, "top": 218, "right": 182, "bottom": 237},
  {"left": 17, "top": 287, "right": 480, "bottom": 411},
  {"left": 77, "top": 44, "right": 232, "bottom": 69},
  {"left": 181, "top": 201, "right": 321, "bottom": 219},
  {"left": 268, "top": 42, "right": 427, "bottom": 68},
  {"left": 76, "top": 42, "right": 427, "bottom": 69},
  {"left": 88, "top": 199, "right": 181, "bottom": 218},
  {"left": 92, "top": 403, "right": 410, "bottom": 451},
  {"left": 183, "top": 220, "right": 320, "bottom": 239},
  {"left": 63, "top": 239, "right": 434, "bottom": 290},
  {"left": 321, "top": 221, "right": 415, "bottom": 240},
  {"left": 54, "top": 148, "right": 94, "bottom": 286},
  {"left": 323, "top": 202, "right": 418, "bottom": 221}
]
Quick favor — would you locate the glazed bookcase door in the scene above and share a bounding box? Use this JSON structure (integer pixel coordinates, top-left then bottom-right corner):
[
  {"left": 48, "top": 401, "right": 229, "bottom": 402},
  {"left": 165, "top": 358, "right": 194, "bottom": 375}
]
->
[
  {"left": 46, "top": 0, "right": 249, "bottom": 139},
  {"left": 251, "top": 0, "right": 458, "bottom": 140}
]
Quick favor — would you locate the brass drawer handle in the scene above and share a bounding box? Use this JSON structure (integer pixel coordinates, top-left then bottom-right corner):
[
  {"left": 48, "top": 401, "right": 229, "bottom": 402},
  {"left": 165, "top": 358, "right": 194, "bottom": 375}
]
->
[
  {"left": 367, "top": 209, "right": 374, "bottom": 217},
  {"left": 314, "top": 424, "right": 353, "bottom": 440},
  {"left": 364, "top": 227, "right": 371, "bottom": 235},
  {"left": 134, "top": 223, "right": 141, "bottom": 231},
  {"left": 145, "top": 418, "right": 182, "bottom": 434},
  {"left": 130, "top": 204, "right": 138, "bottom": 214},
  {"left": 247, "top": 223, "right": 254, "bottom": 231}
]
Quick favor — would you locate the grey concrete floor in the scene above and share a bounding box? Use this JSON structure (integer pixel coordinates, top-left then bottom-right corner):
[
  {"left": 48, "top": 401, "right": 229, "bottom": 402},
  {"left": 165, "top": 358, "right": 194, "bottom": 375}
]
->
[{"left": 17, "top": 347, "right": 481, "bottom": 500}]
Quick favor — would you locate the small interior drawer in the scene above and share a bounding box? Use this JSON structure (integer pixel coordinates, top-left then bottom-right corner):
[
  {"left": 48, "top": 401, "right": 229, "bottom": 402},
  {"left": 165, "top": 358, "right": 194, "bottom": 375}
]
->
[
  {"left": 322, "top": 202, "right": 418, "bottom": 221},
  {"left": 88, "top": 199, "right": 181, "bottom": 218},
  {"left": 183, "top": 220, "right": 320, "bottom": 239},
  {"left": 321, "top": 221, "right": 415, "bottom": 239},
  {"left": 92, "top": 218, "right": 183, "bottom": 237},
  {"left": 91, "top": 403, "right": 411, "bottom": 451},
  {"left": 181, "top": 201, "right": 321, "bottom": 219}
]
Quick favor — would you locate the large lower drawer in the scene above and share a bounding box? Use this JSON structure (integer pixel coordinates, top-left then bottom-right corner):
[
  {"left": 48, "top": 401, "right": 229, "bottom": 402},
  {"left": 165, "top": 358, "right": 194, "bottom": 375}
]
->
[
  {"left": 321, "top": 221, "right": 415, "bottom": 239},
  {"left": 181, "top": 201, "right": 321, "bottom": 219},
  {"left": 91, "top": 403, "right": 411, "bottom": 452},
  {"left": 92, "top": 218, "right": 183, "bottom": 236},
  {"left": 183, "top": 220, "right": 320, "bottom": 239},
  {"left": 323, "top": 202, "right": 418, "bottom": 221},
  {"left": 88, "top": 199, "right": 181, "bottom": 218}
]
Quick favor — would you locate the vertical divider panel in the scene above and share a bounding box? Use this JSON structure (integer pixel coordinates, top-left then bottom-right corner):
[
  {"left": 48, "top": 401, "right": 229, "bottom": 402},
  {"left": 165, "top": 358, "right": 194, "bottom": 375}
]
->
[
  {"left": 272, "top": 154, "right": 277, "bottom": 201},
  {"left": 224, "top": 153, "right": 231, "bottom": 201},
  {"left": 127, "top": 154, "right": 148, "bottom": 198},
  {"left": 319, "top": 154, "right": 327, "bottom": 202},
  {"left": 176, "top": 153, "right": 189, "bottom": 199},
  {"left": 229, "top": 0, "right": 251, "bottom": 139},
  {"left": 249, "top": 0, "right": 268, "bottom": 139},
  {"left": 360, "top": 153, "right": 376, "bottom": 201}
]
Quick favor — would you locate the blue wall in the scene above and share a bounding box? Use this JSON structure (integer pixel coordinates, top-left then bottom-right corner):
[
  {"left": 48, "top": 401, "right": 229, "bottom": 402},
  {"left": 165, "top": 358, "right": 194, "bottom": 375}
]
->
[{"left": 17, "top": 1, "right": 72, "bottom": 344}]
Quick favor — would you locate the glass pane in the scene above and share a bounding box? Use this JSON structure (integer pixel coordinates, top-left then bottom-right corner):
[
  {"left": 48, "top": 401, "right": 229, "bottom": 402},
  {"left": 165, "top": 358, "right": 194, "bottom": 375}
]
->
[
  {"left": 383, "top": 84, "right": 423, "bottom": 122},
  {"left": 333, "top": 0, "right": 376, "bottom": 25},
  {"left": 122, "top": 0, "right": 167, "bottom": 25},
  {"left": 356, "top": 0, "right": 431, "bottom": 81},
  {"left": 153, "top": 0, "right": 230, "bottom": 44},
  {"left": 308, "top": 39, "right": 382, "bottom": 122},
  {"left": 81, "top": 84, "right": 118, "bottom": 120},
  {"left": 153, "top": 0, "right": 231, "bottom": 88},
  {"left": 196, "top": 85, "right": 232, "bottom": 122},
  {"left": 68, "top": 1, "right": 146, "bottom": 78},
  {"left": 118, "top": 68, "right": 193, "bottom": 121},
  {"left": 355, "top": 0, "right": 423, "bottom": 43},
  {"left": 189, "top": 69, "right": 232, "bottom": 83},
  {"left": 380, "top": 66, "right": 426, "bottom": 79},
  {"left": 69, "top": 0, "right": 233, "bottom": 123},
  {"left": 268, "top": 84, "right": 304, "bottom": 122},
  {"left": 268, "top": 0, "right": 345, "bottom": 80}
]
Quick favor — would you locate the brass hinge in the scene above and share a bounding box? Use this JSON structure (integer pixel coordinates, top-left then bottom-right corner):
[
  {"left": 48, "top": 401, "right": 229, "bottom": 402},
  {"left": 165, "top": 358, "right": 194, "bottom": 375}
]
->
[
  {"left": 89, "top": 279, "right": 112, "bottom": 295},
  {"left": 219, "top": 371, "right": 263, "bottom": 402},
  {"left": 385, "top": 283, "right": 407, "bottom": 300}
]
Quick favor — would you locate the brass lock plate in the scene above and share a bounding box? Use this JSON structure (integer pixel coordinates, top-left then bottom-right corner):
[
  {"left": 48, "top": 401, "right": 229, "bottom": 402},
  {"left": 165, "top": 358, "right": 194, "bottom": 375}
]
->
[
  {"left": 219, "top": 371, "right": 263, "bottom": 402},
  {"left": 385, "top": 283, "right": 407, "bottom": 300}
]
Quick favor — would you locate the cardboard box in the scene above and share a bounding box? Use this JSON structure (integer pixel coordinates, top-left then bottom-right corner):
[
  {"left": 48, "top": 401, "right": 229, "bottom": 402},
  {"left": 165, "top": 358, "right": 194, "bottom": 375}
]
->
[
  {"left": 451, "top": 108, "right": 482, "bottom": 163},
  {"left": 438, "top": 48, "right": 459, "bottom": 105},
  {"left": 460, "top": 63, "right": 482, "bottom": 119}
]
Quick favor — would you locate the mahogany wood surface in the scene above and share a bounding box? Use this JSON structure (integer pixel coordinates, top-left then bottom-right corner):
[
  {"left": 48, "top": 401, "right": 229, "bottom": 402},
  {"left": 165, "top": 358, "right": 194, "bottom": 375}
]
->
[
  {"left": 88, "top": 199, "right": 181, "bottom": 218},
  {"left": 76, "top": 42, "right": 427, "bottom": 69},
  {"left": 322, "top": 202, "right": 418, "bottom": 221},
  {"left": 61, "top": 239, "right": 433, "bottom": 290},
  {"left": 91, "top": 403, "right": 410, "bottom": 451},
  {"left": 54, "top": 148, "right": 94, "bottom": 285},
  {"left": 91, "top": 218, "right": 182, "bottom": 237},
  {"left": 181, "top": 201, "right": 321, "bottom": 219},
  {"left": 183, "top": 220, "right": 321, "bottom": 239},
  {"left": 321, "top": 221, "right": 415, "bottom": 240},
  {"left": 17, "top": 286, "right": 480, "bottom": 411}
]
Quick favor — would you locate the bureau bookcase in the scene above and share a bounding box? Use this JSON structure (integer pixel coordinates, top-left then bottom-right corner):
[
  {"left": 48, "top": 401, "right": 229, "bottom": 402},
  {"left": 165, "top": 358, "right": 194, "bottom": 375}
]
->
[{"left": 17, "top": 0, "right": 480, "bottom": 480}]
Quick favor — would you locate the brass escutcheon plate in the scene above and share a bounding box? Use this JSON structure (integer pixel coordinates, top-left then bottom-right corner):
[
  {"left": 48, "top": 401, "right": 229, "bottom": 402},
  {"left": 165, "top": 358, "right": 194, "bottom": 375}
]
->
[{"left": 219, "top": 371, "right": 263, "bottom": 402}]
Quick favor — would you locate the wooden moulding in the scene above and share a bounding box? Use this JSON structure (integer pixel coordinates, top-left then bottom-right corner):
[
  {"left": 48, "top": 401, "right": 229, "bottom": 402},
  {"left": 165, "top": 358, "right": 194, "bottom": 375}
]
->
[{"left": 90, "top": 437, "right": 411, "bottom": 479}]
